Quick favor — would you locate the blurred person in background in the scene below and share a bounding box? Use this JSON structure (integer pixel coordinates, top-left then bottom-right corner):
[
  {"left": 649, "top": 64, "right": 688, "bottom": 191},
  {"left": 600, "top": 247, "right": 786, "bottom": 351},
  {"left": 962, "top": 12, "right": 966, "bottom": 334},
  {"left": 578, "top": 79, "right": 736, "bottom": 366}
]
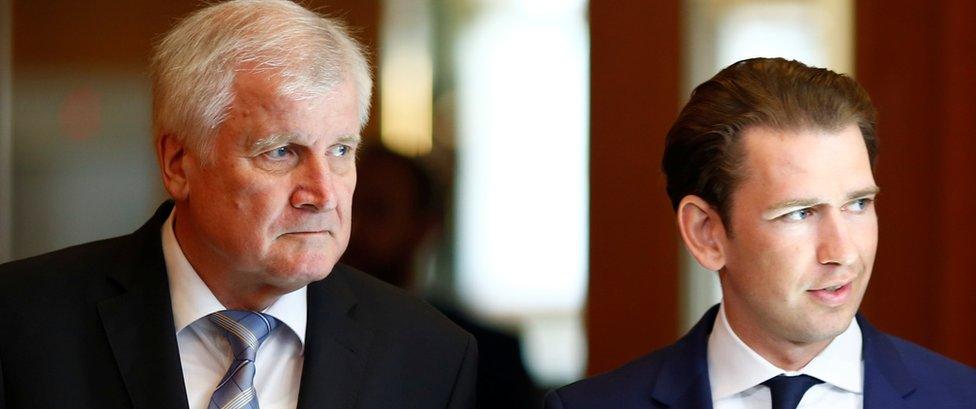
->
[
  {"left": 344, "top": 144, "right": 539, "bottom": 408},
  {"left": 546, "top": 58, "right": 975, "bottom": 409},
  {"left": 0, "top": 1, "right": 476, "bottom": 408}
]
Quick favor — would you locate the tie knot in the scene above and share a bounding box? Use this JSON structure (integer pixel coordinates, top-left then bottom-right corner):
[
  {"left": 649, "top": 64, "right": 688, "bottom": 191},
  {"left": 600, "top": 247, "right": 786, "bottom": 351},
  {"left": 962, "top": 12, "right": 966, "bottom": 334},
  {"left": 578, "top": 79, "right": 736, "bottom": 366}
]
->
[
  {"left": 762, "top": 374, "right": 824, "bottom": 409},
  {"left": 209, "top": 310, "right": 279, "bottom": 361}
]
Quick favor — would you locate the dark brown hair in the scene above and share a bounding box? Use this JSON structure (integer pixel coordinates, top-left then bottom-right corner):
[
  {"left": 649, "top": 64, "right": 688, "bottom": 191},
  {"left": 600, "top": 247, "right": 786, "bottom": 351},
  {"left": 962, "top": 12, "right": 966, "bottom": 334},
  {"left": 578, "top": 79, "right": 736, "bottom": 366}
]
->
[{"left": 662, "top": 57, "right": 878, "bottom": 226}]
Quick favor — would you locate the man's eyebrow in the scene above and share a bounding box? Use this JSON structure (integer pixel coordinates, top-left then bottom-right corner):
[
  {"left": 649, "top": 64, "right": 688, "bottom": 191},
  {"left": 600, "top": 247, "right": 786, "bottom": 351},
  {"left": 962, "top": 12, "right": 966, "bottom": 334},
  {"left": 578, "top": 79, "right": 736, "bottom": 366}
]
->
[
  {"left": 246, "top": 133, "right": 296, "bottom": 155},
  {"left": 337, "top": 134, "right": 362, "bottom": 145},
  {"left": 765, "top": 198, "right": 824, "bottom": 215},
  {"left": 246, "top": 133, "right": 362, "bottom": 155},
  {"left": 763, "top": 185, "right": 882, "bottom": 218},
  {"left": 847, "top": 186, "right": 881, "bottom": 200}
]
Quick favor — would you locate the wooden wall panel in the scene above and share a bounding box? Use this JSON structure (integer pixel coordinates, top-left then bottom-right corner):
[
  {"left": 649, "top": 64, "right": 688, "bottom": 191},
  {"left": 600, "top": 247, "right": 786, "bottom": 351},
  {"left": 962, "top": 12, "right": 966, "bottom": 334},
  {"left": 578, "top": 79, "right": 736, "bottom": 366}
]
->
[
  {"left": 856, "top": 0, "right": 976, "bottom": 366},
  {"left": 587, "top": 0, "right": 682, "bottom": 375},
  {"left": 935, "top": 0, "right": 976, "bottom": 366}
]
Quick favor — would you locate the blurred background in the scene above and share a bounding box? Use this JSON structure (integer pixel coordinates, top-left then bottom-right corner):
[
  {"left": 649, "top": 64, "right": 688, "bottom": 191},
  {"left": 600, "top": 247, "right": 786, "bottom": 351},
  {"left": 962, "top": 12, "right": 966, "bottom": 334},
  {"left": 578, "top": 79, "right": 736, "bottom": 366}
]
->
[{"left": 0, "top": 0, "right": 973, "bottom": 405}]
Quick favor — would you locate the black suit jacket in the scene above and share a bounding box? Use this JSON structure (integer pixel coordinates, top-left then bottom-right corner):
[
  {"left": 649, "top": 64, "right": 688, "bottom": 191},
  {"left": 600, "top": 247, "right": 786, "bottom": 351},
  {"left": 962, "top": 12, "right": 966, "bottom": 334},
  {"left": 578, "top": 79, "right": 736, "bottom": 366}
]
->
[
  {"left": 546, "top": 305, "right": 976, "bottom": 409},
  {"left": 0, "top": 203, "right": 477, "bottom": 409}
]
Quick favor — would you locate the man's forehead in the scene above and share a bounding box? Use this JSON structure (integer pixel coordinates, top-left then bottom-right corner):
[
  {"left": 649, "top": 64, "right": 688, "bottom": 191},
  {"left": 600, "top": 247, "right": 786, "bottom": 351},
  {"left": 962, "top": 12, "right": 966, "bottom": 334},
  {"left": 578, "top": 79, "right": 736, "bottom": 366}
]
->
[
  {"left": 734, "top": 124, "right": 876, "bottom": 201},
  {"left": 739, "top": 125, "right": 870, "bottom": 171},
  {"left": 227, "top": 73, "right": 362, "bottom": 151},
  {"left": 231, "top": 68, "right": 353, "bottom": 110}
]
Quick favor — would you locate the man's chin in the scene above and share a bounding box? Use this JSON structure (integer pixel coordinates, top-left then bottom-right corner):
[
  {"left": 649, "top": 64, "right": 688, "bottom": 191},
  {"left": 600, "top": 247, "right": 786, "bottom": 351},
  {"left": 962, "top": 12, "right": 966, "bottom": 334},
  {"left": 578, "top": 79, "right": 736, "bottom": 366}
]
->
[
  {"left": 790, "top": 313, "right": 855, "bottom": 344},
  {"left": 265, "top": 260, "right": 337, "bottom": 289}
]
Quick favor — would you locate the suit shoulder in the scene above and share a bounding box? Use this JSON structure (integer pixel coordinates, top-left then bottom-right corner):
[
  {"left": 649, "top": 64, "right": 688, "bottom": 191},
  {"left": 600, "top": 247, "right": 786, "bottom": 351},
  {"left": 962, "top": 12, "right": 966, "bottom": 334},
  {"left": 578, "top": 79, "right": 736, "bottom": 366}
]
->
[
  {"left": 0, "top": 235, "right": 130, "bottom": 294},
  {"left": 550, "top": 344, "right": 676, "bottom": 408},
  {"left": 330, "top": 264, "right": 471, "bottom": 343},
  {"left": 884, "top": 333, "right": 976, "bottom": 391}
]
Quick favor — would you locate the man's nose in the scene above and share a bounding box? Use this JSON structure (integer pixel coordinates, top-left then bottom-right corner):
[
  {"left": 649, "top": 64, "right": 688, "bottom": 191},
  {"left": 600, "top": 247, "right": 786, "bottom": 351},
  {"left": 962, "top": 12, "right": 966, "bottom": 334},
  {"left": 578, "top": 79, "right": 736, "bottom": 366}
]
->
[
  {"left": 816, "top": 211, "right": 857, "bottom": 267},
  {"left": 290, "top": 156, "right": 337, "bottom": 212}
]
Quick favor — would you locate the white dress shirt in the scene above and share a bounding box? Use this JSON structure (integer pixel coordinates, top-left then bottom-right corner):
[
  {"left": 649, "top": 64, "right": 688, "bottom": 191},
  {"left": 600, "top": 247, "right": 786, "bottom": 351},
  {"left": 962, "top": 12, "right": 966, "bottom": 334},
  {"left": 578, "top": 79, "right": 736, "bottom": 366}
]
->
[
  {"left": 162, "top": 210, "right": 306, "bottom": 409},
  {"left": 707, "top": 303, "right": 864, "bottom": 409}
]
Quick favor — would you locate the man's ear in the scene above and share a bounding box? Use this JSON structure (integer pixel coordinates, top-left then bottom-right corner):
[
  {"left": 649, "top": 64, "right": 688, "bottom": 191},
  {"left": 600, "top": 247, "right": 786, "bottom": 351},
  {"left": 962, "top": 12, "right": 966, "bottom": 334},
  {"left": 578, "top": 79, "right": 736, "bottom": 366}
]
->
[
  {"left": 157, "top": 133, "right": 191, "bottom": 201},
  {"left": 676, "top": 195, "right": 728, "bottom": 271}
]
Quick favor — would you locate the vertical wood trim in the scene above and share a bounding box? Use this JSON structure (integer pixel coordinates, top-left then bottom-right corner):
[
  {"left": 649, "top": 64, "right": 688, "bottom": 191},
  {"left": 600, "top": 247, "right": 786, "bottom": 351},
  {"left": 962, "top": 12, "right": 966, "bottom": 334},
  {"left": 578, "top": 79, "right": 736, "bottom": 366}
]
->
[
  {"left": 856, "top": 0, "right": 975, "bottom": 366},
  {"left": 587, "top": 0, "right": 682, "bottom": 375},
  {"left": 934, "top": 0, "right": 976, "bottom": 366}
]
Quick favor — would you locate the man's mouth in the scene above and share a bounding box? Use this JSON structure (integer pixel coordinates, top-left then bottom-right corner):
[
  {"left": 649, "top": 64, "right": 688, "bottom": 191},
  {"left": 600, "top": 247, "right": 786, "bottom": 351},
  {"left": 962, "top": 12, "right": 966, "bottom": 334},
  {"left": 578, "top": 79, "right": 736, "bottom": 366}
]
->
[
  {"left": 807, "top": 280, "right": 853, "bottom": 306},
  {"left": 819, "top": 284, "right": 844, "bottom": 292},
  {"left": 282, "top": 229, "right": 332, "bottom": 237}
]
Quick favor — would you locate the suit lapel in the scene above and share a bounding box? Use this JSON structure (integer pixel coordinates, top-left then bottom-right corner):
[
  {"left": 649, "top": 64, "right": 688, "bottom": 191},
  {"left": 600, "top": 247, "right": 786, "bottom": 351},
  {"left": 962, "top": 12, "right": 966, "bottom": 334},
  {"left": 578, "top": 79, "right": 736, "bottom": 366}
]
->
[
  {"left": 858, "top": 315, "right": 916, "bottom": 409},
  {"left": 297, "top": 266, "right": 374, "bottom": 409},
  {"left": 97, "top": 202, "right": 190, "bottom": 409},
  {"left": 649, "top": 305, "right": 717, "bottom": 409},
  {"left": 645, "top": 309, "right": 919, "bottom": 409}
]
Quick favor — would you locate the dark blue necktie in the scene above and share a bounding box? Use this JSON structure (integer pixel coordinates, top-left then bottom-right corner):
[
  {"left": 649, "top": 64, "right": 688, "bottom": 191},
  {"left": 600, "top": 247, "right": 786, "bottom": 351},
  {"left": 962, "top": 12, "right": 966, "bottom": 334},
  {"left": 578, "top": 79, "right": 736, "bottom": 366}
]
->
[
  {"left": 762, "top": 374, "right": 824, "bottom": 409},
  {"left": 208, "top": 310, "right": 279, "bottom": 409}
]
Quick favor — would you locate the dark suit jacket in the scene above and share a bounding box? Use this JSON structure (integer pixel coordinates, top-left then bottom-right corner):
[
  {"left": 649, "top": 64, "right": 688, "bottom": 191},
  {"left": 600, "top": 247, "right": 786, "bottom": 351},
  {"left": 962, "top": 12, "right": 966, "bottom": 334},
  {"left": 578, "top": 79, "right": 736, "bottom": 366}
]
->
[
  {"left": 437, "top": 306, "right": 539, "bottom": 409},
  {"left": 0, "top": 202, "right": 477, "bottom": 409},
  {"left": 547, "top": 305, "right": 976, "bottom": 409}
]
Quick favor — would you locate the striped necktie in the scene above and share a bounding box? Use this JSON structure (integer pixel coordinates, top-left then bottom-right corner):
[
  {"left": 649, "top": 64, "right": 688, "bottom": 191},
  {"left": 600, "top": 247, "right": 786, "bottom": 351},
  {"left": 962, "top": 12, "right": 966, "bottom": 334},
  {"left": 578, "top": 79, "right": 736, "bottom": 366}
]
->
[{"left": 208, "top": 310, "right": 279, "bottom": 409}]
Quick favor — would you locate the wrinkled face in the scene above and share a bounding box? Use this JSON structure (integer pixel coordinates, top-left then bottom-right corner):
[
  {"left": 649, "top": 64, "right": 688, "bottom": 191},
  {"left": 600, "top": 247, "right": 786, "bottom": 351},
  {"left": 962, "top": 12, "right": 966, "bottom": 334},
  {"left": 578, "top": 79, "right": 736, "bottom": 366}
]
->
[
  {"left": 178, "top": 71, "right": 360, "bottom": 292},
  {"left": 719, "top": 124, "right": 878, "bottom": 346}
]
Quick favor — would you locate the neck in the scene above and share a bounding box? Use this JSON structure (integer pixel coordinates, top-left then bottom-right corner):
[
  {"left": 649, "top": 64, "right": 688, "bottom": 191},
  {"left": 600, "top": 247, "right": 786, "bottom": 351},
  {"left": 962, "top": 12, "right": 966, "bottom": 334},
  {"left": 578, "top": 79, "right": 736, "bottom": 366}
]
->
[
  {"left": 722, "top": 304, "right": 832, "bottom": 371},
  {"left": 201, "top": 276, "right": 282, "bottom": 311}
]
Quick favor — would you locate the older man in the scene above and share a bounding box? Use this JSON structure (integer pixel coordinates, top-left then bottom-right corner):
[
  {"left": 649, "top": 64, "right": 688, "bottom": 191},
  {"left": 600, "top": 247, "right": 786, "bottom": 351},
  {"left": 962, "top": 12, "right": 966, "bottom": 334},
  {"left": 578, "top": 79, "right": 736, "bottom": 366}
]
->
[
  {"left": 546, "top": 58, "right": 975, "bottom": 409},
  {"left": 0, "top": 1, "right": 476, "bottom": 408}
]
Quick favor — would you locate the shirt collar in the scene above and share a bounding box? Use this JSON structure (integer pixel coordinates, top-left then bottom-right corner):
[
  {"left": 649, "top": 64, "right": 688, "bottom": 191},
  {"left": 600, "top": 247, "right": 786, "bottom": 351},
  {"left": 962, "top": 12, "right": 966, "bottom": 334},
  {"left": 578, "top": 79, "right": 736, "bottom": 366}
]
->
[
  {"left": 161, "top": 208, "right": 308, "bottom": 347},
  {"left": 802, "top": 313, "right": 863, "bottom": 393},
  {"left": 707, "top": 303, "right": 863, "bottom": 400}
]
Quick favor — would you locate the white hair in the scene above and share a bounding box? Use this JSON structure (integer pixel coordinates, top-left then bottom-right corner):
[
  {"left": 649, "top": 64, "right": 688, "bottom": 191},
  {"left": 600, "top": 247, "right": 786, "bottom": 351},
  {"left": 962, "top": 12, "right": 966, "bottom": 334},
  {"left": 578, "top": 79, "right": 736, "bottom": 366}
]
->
[{"left": 150, "top": 0, "right": 373, "bottom": 157}]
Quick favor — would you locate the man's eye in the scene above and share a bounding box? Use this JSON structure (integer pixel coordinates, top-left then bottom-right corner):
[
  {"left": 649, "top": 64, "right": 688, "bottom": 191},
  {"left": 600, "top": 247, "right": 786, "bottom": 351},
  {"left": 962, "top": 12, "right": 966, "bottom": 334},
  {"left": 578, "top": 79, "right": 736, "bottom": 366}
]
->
[
  {"left": 848, "top": 198, "right": 873, "bottom": 212},
  {"left": 264, "top": 146, "right": 292, "bottom": 160},
  {"left": 783, "top": 208, "right": 813, "bottom": 221},
  {"left": 328, "top": 144, "right": 351, "bottom": 157}
]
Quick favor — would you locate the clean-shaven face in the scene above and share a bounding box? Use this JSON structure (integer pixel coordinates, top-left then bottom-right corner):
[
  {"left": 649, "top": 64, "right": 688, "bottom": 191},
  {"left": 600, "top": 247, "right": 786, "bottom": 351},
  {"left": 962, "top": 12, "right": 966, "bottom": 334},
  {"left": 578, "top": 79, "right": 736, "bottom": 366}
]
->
[
  {"left": 719, "top": 124, "right": 879, "bottom": 347},
  {"left": 178, "top": 71, "right": 361, "bottom": 293}
]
